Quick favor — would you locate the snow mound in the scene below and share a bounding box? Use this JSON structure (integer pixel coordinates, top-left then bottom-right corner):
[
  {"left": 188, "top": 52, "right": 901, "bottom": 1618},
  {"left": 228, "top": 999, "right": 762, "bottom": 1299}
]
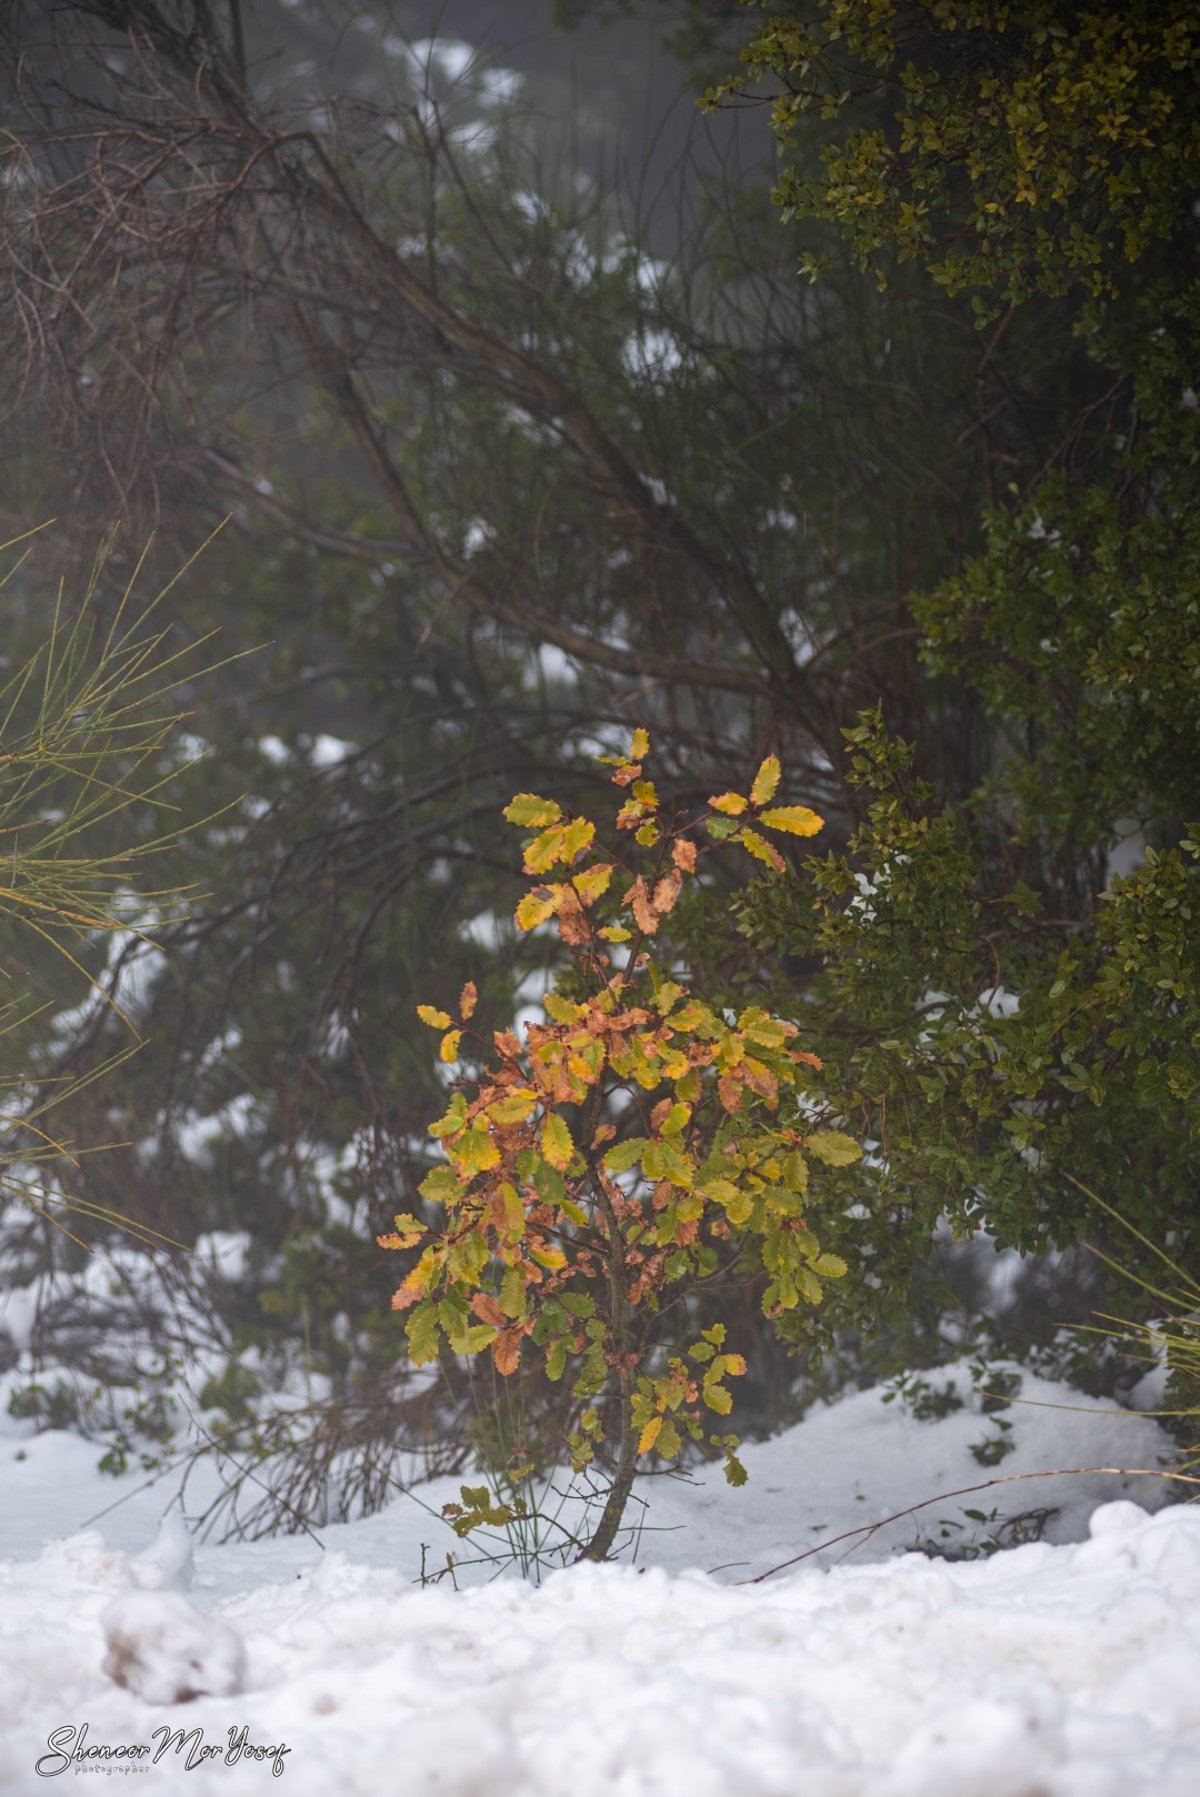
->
[
  {"left": 0, "top": 1503, "right": 1195, "bottom": 1793},
  {"left": 102, "top": 1591, "right": 246, "bottom": 1703}
]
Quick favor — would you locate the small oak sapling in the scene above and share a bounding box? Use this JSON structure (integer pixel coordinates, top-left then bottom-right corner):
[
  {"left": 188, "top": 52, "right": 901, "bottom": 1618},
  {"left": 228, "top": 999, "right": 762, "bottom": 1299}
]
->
[{"left": 382, "top": 731, "right": 860, "bottom": 1560}]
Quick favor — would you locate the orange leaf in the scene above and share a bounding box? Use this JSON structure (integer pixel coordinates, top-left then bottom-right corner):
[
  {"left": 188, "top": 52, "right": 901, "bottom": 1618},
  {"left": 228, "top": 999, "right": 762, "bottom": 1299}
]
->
[
  {"left": 652, "top": 870, "right": 682, "bottom": 915},
  {"left": 471, "top": 1291, "right": 506, "bottom": 1328},
  {"left": 629, "top": 876, "right": 659, "bottom": 935},
  {"left": 460, "top": 981, "right": 478, "bottom": 1021},
  {"left": 672, "top": 838, "right": 698, "bottom": 873},
  {"left": 556, "top": 891, "right": 592, "bottom": 946},
  {"left": 492, "top": 1326, "right": 524, "bottom": 1376},
  {"left": 718, "top": 1073, "right": 744, "bottom": 1113}
]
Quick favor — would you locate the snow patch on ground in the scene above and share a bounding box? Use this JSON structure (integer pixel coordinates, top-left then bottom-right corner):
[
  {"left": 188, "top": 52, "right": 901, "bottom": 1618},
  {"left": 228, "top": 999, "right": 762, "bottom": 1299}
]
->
[{"left": 0, "top": 1355, "right": 1194, "bottom": 1792}]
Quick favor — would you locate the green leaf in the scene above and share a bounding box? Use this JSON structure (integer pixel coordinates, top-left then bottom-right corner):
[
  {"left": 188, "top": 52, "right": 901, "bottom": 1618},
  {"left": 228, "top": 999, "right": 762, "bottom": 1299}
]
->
[
  {"left": 419, "top": 1164, "right": 465, "bottom": 1205},
  {"left": 405, "top": 1304, "right": 441, "bottom": 1365},
  {"left": 504, "top": 793, "right": 563, "bottom": 828},
  {"left": 428, "top": 1093, "right": 468, "bottom": 1138},
  {"left": 805, "top": 1130, "right": 862, "bottom": 1167},
  {"left": 642, "top": 1138, "right": 695, "bottom": 1188},
  {"left": 501, "top": 1182, "right": 525, "bottom": 1236},
  {"left": 604, "top": 1137, "right": 649, "bottom": 1174},
  {"left": 723, "top": 1451, "right": 748, "bottom": 1488},
  {"left": 796, "top": 1266, "right": 825, "bottom": 1304},
  {"left": 453, "top": 1125, "right": 502, "bottom": 1175},
  {"left": 656, "top": 1418, "right": 682, "bottom": 1459}
]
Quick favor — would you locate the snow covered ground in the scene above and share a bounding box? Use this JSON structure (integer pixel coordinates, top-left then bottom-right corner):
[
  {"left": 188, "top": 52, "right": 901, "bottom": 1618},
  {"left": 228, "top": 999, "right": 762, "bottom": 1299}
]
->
[{"left": 1, "top": 1355, "right": 1197, "bottom": 1795}]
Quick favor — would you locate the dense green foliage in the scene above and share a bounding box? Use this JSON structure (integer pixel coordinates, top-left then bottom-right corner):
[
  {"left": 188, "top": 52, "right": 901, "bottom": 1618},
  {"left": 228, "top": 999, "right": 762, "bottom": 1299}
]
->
[
  {"left": 707, "top": 0, "right": 1200, "bottom": 1355},
  {"left": 713, "top": 1, "right": 1200, "bottom": 306}
]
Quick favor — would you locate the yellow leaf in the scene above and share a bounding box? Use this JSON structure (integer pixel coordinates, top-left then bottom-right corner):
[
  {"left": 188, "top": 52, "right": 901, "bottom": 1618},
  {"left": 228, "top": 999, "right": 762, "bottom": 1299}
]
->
[
  {"left": 738, "top": 827, "right": 787, "bottom": 873},
  {"left": 503, "top": 793, "right": 563, "bottom": 828},
  {"left": 524, "top": 824, "right": 567, "bottom": 874},
  {"left": 488, "top": 1088, "right": 538, "bottom": 1125},
  {"left": 631, "top": 780, "right": 659, "bottom": 808},
  {"left": 392, "top": 1248, "right": 436, "bottom": 1310},
  {"left": 561, "top": 817, "right": 596, "bottom": 864},
  {"left": 529, "top": 1243, "right": 567, "bottom": 1270},
  {"left": 439, "top": 1029, "right": 462, "bottom": 1063},
  {"left": 629, "top": 727, "right": 650, "bottom": 760},
  {"left": 515, "top": 886, "right": 563, "bottom": 931},
  {"left": 750, "top": 755, "right": 782, "bottom": 806},
  {"left": 708, "top": 791, "right": 748, "bottom": 816},
  {"left": 543, "top": 992, "right": 583, "bottom": 1024},
  {"left": 459, "top": 981, "right": 478, "bottom": 1021},
  {"left": 377, "top": 1224, "right": 424, "bottom": 1251},
  {"left": 541, "top": 1112, "right": 574, "bottom": 1172},
  {"left": 573, "top": 863, "right": 614, "bottom": 907},
  {"left": 759, "top": 805, "right": 824, "bottom": 837},
  {"left": 452, "top": 1126, "right": 502, "bottom": 1175},
  {"left": 417, "top": 1004, "right": 452, "bottom": 1029},
  {"left": 638, "top": 1416, "right": 663, "bottom": 1455}
]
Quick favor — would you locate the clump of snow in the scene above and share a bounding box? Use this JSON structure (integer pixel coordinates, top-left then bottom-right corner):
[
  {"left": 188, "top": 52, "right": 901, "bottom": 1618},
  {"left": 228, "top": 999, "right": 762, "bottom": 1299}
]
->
[{"left": 102, "top": 1590, "right": 246, "bottom": 1704}]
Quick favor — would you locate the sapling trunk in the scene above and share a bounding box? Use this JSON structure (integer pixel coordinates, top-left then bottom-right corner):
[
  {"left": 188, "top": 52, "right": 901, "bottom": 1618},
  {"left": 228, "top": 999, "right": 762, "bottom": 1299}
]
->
[
  {"left": 577, "top": 1174, "right": 638, "bottom": 1562},
  {"left": 577, "top": 1374, "right": 638, "bottom": 1562}
]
